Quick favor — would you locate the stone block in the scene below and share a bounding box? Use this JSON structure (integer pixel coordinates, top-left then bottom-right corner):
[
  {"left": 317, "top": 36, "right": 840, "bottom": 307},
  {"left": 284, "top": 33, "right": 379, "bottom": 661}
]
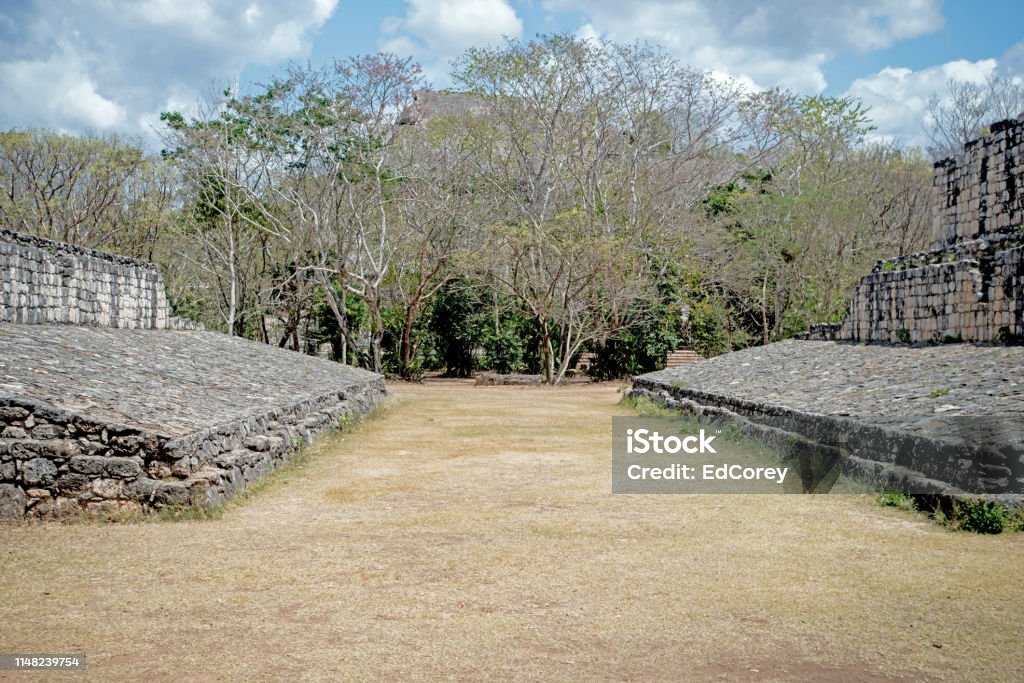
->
[
  {"left": 91, "top": 478, "right": 121, "bottom": 499},
  {"left": 104, "top": 457, "right": 143, "bottom": 478},
  {"left": 0, "top": 407, "right": 30, "bottom": 422},
  {"left": 0, "top": 484, "right": 26, "bottom": 519},
  {"left": 22, "top": 458, "right": 57, "bottom": 486},
  {"left": 30, "top": 423, "right": 65, "bottom": 440}
]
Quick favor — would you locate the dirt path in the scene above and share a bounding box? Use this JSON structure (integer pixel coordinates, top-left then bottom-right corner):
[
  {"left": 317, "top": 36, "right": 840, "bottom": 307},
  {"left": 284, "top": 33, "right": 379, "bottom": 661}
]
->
[{"left": 1, "top": 381, "right": 1022, "bottom": 681}]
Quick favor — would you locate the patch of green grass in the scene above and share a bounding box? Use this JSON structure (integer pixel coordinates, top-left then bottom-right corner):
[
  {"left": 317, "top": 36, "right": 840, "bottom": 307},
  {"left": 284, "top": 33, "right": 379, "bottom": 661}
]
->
[
  {"left": 878, "top": 491, "right": 916, "bottom": 510},
  {"left": 911, "top": 495, "right": 1023, "bottom": 534},
  {"left": 928, "top": 388, "right": 950, "bottom": 398},
  {"left": 618, "top": 393, "right": 679, "bottom": 417}
]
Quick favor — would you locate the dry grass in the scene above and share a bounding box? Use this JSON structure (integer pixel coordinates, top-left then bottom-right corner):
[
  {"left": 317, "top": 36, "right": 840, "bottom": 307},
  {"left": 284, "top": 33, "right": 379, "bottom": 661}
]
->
[{"left": 1, "top": 380, "right": 1023, "bottom": 681}]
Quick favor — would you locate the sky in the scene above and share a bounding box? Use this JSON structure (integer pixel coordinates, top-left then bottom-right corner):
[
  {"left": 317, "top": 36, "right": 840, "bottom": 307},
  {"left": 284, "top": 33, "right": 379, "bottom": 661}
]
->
[{"left": 1, "top": 0, "right": 1022, "bottom": 150}]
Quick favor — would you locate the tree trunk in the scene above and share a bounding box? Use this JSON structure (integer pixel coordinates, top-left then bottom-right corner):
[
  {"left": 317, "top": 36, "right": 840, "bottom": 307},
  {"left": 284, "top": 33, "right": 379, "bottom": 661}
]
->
[
  {"left": 369, "top": 300, "right": 384, "bottom": 373},
  {"left": 399, "top": 304, "right": 418, "bottom": 379},
  {"left": 760, "top": 274, "right": 769, "bottom": 345},
  {"left": 541, "top": 324, "right": 554, "bottom": 384},
  {"left": 227, "top": 227, "right": 237, "bottom": 337}
]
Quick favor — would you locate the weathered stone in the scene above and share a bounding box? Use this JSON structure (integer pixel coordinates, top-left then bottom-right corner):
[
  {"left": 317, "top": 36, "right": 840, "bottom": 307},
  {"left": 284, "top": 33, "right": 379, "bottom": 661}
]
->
[
  {"left": 91, "top": 478, "right": 121, "bottom": 499},
  {"left": 170, "top": 456, "right": 191, "bottom": 478},
  {"left": 22, "top": 458, "right": 57, "bottom": 486},
  {"left": 0, "top": 483, "right": 26, "bottom": 519},
  {"left": 634, "top": 340, "right": 1024, "bottom": 498},
  {"left": 25, "top": 488, "right": 51, "bottom": 499},
  {"left": 29, "top": 496, "right": 82, "bottom": 518},
  {"left": 69, "top": 455, "right": 108, "bottom": 475},
  {"left": 104, "top": 457, "right": 142, "bottom": 478},
  {"left": 54, "top": 472, "right": 91, "bottom": 494},
  {"left": 0, "top": 237, "right": 386, "bottom": 517},
  {"left": 801, "top": 118, "right": 1024, "bottom": 346},
  {"left": 147, "top": 461, "right": 172, "bottom": 479},
  {"left": 243, "top": 435, "right": 271, "bottom": 452},
  {"left": 0, "top": 407, "right": 30, "bottom": 422},
  {"left": 0, "top": 228, "right": 203, "bottom": 331}
]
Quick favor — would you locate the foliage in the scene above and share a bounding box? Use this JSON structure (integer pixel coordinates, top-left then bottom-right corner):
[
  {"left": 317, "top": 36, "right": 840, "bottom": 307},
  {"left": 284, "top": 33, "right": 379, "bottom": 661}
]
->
[
  {"left": 0, "top": 36, "right": 943, "bottom": 382},
  {"left": 425, "top": 280, "right": 488, "bottom": 377},
  {"left": 949, "top": 499, "right": 1011, "bottom": 534}
]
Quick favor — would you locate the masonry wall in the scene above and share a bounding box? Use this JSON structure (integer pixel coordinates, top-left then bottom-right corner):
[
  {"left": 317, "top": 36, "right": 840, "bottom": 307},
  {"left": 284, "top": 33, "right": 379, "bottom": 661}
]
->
[
  {"left": 0, "top": 381, "right": 385, "bottom": 519},
  {"left": 0, "top": 229, "right": 197, "bottom": 329},
  {"left": 801, "top": 115, "right": 1024, "bottom": 344},
  {"left": 932, "top": 117, "right": 1023, "bottom": 248}
]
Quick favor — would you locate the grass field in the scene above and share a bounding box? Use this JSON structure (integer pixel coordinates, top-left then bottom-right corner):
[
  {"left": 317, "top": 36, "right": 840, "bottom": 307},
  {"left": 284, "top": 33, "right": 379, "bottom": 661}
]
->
[{"left": 1, "top": 381, "right": 1022, "bottom": 681}]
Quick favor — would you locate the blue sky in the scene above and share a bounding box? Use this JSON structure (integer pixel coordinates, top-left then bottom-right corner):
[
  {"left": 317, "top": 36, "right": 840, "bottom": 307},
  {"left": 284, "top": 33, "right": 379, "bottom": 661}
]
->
[{"left": 2, "top": 1, "right": 1022, "bottom": 149}]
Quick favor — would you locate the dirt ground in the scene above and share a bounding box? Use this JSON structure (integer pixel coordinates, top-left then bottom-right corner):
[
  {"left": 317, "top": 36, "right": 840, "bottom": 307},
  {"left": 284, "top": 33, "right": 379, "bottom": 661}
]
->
[{"left": 1, "top": 381, "right": 1022, "bottom": 682}]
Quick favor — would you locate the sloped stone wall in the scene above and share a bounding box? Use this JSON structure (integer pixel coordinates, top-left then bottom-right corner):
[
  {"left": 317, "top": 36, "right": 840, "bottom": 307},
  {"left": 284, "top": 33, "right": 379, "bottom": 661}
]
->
[
  {"left": 631, "top": 341, "right": 1024, "bottom": 499},
  {"left": 0, "top": 229, "right": 199, "bottom": 329},
  {"left": 0, "top": 230, "right": 385, "bottom": 519},
  {"left": 0, "top": 324, "right": 386, "bottom": 519},
  {"left": 0, "top": 382, "right": 384, "bottom": 519}
]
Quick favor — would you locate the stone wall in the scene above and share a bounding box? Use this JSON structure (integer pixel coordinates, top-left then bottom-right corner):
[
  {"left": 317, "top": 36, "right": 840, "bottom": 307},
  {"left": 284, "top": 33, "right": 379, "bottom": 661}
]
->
[
  {"left": 0, "top": 229, "right": 199, "bottom": 330},
  {"left": 0, "top": 323, "right": 386, "bottom": 520},
  {"left": 932, "top": 117, "right": 1023, "bottom": 248},
  {"left": 630, "top": 341, "right": 1024, "bottom": 500},
  {"left": 0, "top": 381, "right": 385, "bottom": 519},
  {"left": 0, "top": 228, "right": 385, "bottom": 519},
  {"left": 800, "top": 115, "right": 1024, "bottom": 344}
]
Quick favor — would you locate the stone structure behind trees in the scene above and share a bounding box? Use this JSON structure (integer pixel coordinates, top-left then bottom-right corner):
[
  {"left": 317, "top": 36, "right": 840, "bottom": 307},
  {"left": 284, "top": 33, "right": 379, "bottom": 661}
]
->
[{"left": 801, "top": 114, "right": 1024, "bottom": 343}]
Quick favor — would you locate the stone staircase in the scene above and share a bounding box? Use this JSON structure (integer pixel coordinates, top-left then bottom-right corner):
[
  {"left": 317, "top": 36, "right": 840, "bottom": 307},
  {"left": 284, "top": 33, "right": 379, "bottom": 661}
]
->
[{"left": 664, "top": 347, "right": 703, "bottom": 368}]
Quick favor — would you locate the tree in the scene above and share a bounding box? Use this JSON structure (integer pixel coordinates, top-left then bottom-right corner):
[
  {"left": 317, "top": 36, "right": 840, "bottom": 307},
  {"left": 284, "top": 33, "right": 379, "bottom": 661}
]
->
[
  {"left": 925, "top": 75, "right": 1024, "bottom": 160},
  {"left": 161, "top": 90, "right": 283, "bottom": 336},
  {"left": 0, "top": 130, "right": 173, "bottom": 257},
  {"left": 449, "top": 35, "right": 787, "bottom": 382},
  {"left": 699, "top": 96, "right": 932, "bottom": 344}
]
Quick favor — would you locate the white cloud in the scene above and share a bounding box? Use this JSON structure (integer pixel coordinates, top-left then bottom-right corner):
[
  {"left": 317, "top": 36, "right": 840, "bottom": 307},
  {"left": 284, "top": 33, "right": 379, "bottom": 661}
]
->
[
  {"left": 380, "top": 0, "right": 524, "bottom": 82},
  {"left": 0, "top": 48, "right": 127, "bottom": 132},
  {"left": 541, "top": 0, "right": 943, "bottom": 93},
  {"left": 845, "top": 59, "right": 998, "bottom": 148},
  {"left": 0, "top": 1, "right": 338, "bottom": 142}
]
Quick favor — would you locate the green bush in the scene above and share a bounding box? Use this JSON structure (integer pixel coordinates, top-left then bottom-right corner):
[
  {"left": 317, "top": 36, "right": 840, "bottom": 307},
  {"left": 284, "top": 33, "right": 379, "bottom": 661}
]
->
[
  {"left": 951, "top": 500, "right": 1010, "bottom": 534},
  {"left": 426, "top": 281, "right": 487, "bottom": 377},
  {"left": 481, "top": 321, "right": 530, "bottom": 374}
]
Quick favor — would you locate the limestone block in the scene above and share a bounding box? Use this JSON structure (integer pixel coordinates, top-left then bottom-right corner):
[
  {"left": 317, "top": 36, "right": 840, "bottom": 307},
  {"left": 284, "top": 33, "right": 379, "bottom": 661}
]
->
[
  {"left": 0, "top": 484, "right": 26, "bottom": 519},
  {"left": 22, "top": 458, "right": 57, "bottom": 487}
]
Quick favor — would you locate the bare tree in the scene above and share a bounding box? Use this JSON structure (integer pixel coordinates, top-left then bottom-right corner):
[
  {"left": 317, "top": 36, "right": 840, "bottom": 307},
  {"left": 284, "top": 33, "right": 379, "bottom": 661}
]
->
[
  {"left": 926, "top": 75, "right": 1024, "bottom": 160},
  {"left": 161, "top": 90, "right": 283, "bottom": 336},
  {"left": 0, "top": 129, "right": 173, "bottom": 256}
]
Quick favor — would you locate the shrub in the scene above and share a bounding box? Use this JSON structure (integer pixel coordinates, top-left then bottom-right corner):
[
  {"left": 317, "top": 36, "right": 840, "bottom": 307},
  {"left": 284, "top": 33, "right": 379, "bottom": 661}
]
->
[{"left": 951, "top": 499, "right": 1010, "bottom": 534}]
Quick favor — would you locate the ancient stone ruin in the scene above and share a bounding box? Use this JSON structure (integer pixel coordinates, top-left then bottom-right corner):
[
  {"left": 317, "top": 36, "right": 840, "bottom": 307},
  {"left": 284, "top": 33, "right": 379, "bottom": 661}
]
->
[
  {"left": 0, "top": 231, "right": 385, "bottom": 519},
  {"left": 633, "top": 119, "right": 1024, "bottom": 500},
  {"left": 802, "top": 115, "right": 1024, "bottom": 344},
  {"left": 0, "top": 229, "right": 200, "bottom": 329}
]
